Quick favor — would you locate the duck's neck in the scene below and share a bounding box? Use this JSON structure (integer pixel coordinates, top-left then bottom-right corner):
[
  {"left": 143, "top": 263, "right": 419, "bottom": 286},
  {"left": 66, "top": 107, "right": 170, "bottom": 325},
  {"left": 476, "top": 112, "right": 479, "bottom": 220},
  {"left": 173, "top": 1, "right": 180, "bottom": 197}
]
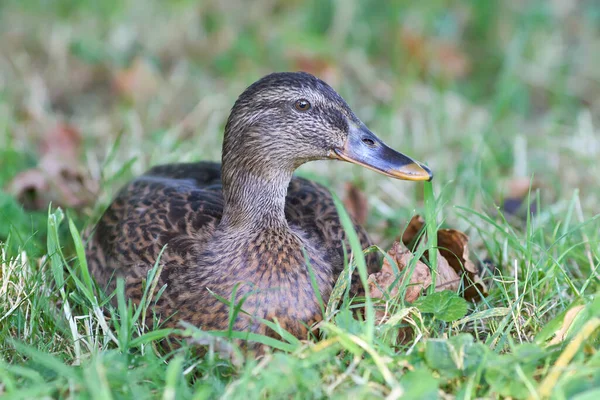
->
[{"left": 220, "top": 160, "right": 294, "bottom": 230}]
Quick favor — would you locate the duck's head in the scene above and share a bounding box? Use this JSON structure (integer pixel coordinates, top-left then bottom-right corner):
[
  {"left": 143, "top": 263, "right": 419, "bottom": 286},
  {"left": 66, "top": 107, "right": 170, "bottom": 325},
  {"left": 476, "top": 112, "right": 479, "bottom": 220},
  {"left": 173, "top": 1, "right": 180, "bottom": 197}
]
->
[{"left": 223, "top": 72, "right": 432, "bottom": 182}]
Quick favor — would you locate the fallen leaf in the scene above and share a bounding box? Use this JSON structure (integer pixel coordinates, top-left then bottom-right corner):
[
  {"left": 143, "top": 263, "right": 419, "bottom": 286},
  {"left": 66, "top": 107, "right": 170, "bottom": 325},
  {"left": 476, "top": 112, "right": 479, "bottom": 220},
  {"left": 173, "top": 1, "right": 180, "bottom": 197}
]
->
[
  {"left": 367, "top": 242, "right": 426, "bottom": 325},
  {"left": 367, "top": 242, "right": 466, "bottom": 346},
  {"left": 437, "top": 229, "right": 477, "bottom": 274},
  {"left": 368, "top": 241, "right": 431, "bottom": 304},
  {"left": 400, "top": 28, "right": 471, "bottom": 80},
  {"left": 367, "top": 242, "right": 461, "bottom": 321},
  {"left": 7, "top": 169, "right": 49, "bottom": 210},
  {"left": 39, "top": 122, "right": 82, "bottom": 159},
  {"left": 399, "top": 215, "right": 488, "bottom": 301},
  {"left": 343, "top": 183, "right": 368, "bottom": 226},
  {"left": 8, "top": 154, "right": 98, "bottom": 210},
  {"left": 437, "top": 229, "right": 487, "bottom": 300},
  {"left": 434, "top": 41, "right": 471, "bottom": 80},
  {"left": 400, "top": 29, "right": 428, "bottom": 68},
  {"left": 289, "top": 53, "right": 340, "bottom": 87},
  {"left": 401, "top": 214, "right": 425, "bottom": 248},
  {"left": 7, "top": 117, "right": 98, "bottom": 211},
  {"left": 434, "top": 252, "right": 461, "bottom": 292},
  {"left": 113, "top": 57, "right": 161, "bottom": 101}
]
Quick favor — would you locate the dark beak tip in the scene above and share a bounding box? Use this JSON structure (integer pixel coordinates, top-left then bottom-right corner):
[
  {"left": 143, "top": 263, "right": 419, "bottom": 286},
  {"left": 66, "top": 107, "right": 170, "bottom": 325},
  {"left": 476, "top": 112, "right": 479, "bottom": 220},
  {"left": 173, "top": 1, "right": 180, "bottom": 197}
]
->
[{"left": 420, "top": 164, "right": 433, "bottom": 181}]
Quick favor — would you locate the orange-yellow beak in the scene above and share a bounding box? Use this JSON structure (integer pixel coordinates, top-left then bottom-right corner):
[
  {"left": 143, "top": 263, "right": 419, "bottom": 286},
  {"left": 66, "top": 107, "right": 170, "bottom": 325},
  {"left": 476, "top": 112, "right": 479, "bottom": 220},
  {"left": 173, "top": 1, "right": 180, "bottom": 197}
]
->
[{"left": 329, "top": 123, "right": 432, "bottom": 181}]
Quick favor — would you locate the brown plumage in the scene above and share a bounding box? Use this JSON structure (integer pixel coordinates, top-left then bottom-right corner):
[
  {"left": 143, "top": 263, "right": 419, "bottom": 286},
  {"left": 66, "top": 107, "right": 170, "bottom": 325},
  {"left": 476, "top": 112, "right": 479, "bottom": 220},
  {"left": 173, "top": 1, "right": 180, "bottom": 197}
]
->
[{"left": 86, "top": 72, "right": 432, "bottom": 343}]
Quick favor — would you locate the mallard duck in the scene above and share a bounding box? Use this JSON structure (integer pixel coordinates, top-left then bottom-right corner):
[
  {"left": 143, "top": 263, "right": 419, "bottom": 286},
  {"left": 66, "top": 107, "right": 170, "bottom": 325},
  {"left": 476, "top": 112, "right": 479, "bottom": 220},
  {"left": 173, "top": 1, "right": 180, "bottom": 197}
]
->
[{"left": 87, "top": 72, "right": 431, "bottom": 342}]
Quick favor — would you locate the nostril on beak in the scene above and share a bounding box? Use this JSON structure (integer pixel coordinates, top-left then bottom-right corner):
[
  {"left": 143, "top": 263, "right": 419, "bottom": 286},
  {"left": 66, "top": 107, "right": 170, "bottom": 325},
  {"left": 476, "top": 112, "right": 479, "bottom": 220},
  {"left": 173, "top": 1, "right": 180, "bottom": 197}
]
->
[{"left": 362, "top": 138, "right": 376, "bottom": 147}]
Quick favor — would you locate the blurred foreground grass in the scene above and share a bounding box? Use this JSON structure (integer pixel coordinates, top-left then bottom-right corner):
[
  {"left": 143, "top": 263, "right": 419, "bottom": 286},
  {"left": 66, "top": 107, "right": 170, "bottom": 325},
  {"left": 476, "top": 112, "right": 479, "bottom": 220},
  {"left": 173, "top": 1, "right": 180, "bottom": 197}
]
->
[{"left": 1, "top": 0, "right": 599, "bottom": 398}]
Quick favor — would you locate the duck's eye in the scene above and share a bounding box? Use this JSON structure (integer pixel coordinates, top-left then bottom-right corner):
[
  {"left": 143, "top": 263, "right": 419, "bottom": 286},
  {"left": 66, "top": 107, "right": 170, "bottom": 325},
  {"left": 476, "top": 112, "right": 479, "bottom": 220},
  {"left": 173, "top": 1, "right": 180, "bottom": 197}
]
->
[{"left": 294, "top": 99, "right": 311, "bottom": 112}]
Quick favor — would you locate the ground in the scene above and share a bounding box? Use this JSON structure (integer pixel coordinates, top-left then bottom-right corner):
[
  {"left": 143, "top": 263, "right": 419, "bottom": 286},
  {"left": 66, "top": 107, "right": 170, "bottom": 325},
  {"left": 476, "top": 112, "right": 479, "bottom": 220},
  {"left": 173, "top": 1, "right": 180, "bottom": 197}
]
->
[{"left": 0, "top": 0, "right": 599, "bottom": 398}]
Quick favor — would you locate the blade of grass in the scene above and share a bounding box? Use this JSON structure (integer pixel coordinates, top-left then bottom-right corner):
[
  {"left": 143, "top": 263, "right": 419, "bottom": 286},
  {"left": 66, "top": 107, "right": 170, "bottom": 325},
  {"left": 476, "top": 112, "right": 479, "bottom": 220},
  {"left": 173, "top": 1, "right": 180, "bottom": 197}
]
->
[
  {"left": 207, "top": 287, "right": 301, "bottom": 347},
  {"left": 128, "top": 329, "right": 174, "bottom": 348},
  {"left": 304, "top": 248, "right": 326, "bottom": 318},
  {"left": 132, "top": 246, "right": 166, "bottom": 327},
  {"left": 162, "top": 355, "right": 184, "bottom": 400},
  {"left": 198, "top": 330, "right": 297, "bottom": 352},
  {"left": 10, "top": 340, "right": 79, "bottom": 381},
  {"left": 332, "top": 193, "right": 374, "bottom": 343},
  {"left": 116, "top": 278, "right": 130, "bottom": 351},
  {"left": 68, "top": 217, "right": 94, "bottom": 297},
  {"left": 84, "top": 355, "right": 114, "bottom": 400},
  {"left": 423, "top": 181, "right": 438, "bottom": 295},
  {"left": 47, "top": 206, "right": 66, "bottom": 289}
]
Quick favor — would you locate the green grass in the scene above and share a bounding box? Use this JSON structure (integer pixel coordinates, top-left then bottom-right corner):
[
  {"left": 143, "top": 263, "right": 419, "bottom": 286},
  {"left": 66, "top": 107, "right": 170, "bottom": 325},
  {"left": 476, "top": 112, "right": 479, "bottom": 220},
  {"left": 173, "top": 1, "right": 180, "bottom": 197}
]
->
[{"left": 1, "top": 0, "right": 599, "bottom": 398}]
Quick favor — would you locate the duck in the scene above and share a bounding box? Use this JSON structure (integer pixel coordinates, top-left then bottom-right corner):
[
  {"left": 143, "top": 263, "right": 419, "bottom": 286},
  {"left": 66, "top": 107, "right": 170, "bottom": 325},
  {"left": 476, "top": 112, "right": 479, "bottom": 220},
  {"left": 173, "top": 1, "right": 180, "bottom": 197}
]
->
[{"left": 86, "top": 72, "right": 432, "bottom": 343}]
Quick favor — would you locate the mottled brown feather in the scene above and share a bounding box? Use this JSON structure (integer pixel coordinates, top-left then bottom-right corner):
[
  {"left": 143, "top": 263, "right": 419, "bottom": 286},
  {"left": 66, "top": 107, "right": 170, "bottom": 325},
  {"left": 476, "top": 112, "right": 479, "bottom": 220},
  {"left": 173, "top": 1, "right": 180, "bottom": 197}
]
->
[{"left": 87, "top": 162, "right": 379, "bottom": 339}]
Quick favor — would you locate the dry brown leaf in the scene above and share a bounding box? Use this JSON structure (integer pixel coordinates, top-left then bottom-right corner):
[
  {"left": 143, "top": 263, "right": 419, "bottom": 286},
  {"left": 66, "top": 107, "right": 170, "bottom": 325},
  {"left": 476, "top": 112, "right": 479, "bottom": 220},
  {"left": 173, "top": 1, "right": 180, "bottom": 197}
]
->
[
  {"left": 400, "top": 30, "right": 428, "bottom": 67},
  {"left": 42, "top": 154, "right": 98, "bottom": 207},
  {"left": 437, "top": 229, "right": 478, "bottom": 274},
  {"left": 390, "top": 241, "right": 431, "bottom": 303},
  {"left": 39, "top": 122, "right": 82, "bottom": 159},
  {"left": 9, "top": 154, "right": 98, "bottom": 210},
  {"left": 437, "top": 228, "right": 487, "bottom": 300},
  {"left": 401, "top": 214, "right": 425, "bottom": 247},
  {"left": 434, "top": 251, "right": 461, "bottom": 292},
  {"left": 399, "top": 214, "right": 488, "bottom": 301},
  {"left": 400, "top": 29, "right": 471, "bottom": 80},
  {"left": 368, "top": 242, "right": 462, "bottom": 303},
  {"left": 343, "top": 183, "right": 368, "bottom": 226},
  {"left": 367, "top": 241, "right": 430, "bottom": 325},
  {"left": 367, "top": 241, "right": 462, "bottom": 327},
  {"left": 289, "top": 53, "right": 340, "bottom": 87},
  {"left": 365, "top": 214, "right": 490, "bottom": 342},
  {"left": 434, "top": 41, "right": 471, "bottom": 79},
  {"left": 7, "top": 169, "right": 49, "bottom": 210},
  {"left": 7, "top": 117, "right": 99, "bottom": 210},
  {"left": 463, "top": 274, "right": 488, "bottom": 301},
  {"left": 113, "top": 57, "right": 161, "bottom": 101}
]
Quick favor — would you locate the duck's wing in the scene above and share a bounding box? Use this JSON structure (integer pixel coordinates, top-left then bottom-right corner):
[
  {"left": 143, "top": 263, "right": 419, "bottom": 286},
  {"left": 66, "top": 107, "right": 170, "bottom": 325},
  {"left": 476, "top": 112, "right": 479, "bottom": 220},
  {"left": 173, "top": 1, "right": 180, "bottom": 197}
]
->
[
  {"left": 86, "top": 162, "right": 225, "bottom": 300},
  {"left": 285, "top": 176, "right": 381, "bottom": 277},
  {"left": 144, "top": 162, "right": 222, "bottom": 187}
]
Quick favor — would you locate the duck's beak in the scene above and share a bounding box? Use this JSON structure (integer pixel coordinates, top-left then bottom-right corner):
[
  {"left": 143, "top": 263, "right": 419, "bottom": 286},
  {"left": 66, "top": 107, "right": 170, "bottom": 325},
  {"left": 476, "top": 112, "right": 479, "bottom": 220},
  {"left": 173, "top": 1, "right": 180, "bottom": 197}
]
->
[{"left": 329, "top": 123, "right": 433, "bottom": 181}]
